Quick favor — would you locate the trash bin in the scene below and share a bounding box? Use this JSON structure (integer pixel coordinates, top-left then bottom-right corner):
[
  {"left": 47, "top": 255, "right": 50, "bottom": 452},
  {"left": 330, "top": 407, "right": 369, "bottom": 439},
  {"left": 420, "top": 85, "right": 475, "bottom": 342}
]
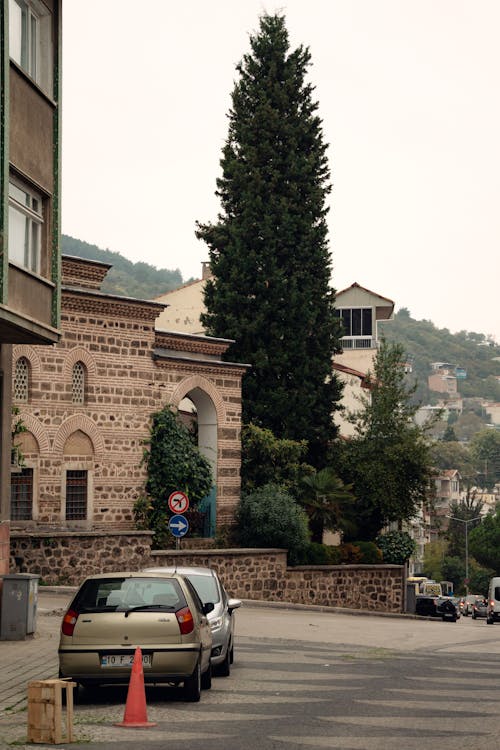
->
[{"left": 0, "top": 573, "right": 39, "bottom": 640}]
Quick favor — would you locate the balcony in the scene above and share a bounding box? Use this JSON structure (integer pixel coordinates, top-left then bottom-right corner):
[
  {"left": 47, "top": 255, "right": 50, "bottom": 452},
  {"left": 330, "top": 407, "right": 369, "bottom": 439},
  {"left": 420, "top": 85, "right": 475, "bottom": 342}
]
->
[{"left": 341, "top": 337, "right": 377, "bottom": 350}]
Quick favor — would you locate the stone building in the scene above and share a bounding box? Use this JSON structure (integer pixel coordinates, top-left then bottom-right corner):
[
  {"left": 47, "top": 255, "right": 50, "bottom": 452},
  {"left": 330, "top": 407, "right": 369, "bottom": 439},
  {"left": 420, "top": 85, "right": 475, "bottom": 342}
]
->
[{"left": 10, "top": 255, "right": 246, "bottom": 537}]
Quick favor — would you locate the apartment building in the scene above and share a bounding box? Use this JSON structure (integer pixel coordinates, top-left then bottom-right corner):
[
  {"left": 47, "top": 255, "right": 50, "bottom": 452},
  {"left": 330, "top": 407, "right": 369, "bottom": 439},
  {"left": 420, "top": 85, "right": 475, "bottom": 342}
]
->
[{"left": 0, "top": 0, "right": 62, "bottom": 574}]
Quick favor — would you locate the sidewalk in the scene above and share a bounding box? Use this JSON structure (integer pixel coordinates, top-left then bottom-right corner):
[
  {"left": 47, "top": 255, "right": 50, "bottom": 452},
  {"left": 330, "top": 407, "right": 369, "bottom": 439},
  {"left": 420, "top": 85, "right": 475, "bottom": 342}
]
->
[{"left": 0, "top": 588, "right": 71, "bottom": 726}]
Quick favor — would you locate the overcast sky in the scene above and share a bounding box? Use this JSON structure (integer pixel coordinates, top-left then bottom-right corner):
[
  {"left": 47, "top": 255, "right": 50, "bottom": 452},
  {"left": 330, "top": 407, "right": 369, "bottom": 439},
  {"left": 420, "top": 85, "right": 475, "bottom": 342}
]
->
[{"left": 62, "top": 1, "right": 500, "bottom": 342}]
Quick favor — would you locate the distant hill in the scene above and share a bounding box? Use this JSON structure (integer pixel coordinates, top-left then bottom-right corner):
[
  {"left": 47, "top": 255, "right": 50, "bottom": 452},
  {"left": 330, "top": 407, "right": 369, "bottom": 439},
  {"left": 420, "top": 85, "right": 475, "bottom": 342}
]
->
[
  {"left": 62, "top": 235, "right": 188, "bottom": 299},
  {"left": 381, "top": 308, "right": 500, "bottom": 405},
  {"left": 61, "top": 236, "right": 500, "bottom": 407}
]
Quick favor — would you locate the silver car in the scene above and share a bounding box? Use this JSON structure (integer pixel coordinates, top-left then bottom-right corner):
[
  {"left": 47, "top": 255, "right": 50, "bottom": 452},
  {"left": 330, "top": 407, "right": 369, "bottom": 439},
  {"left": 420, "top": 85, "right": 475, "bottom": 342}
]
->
[{"left": 143, "top": 566, "right": 242, "bottom": 676}]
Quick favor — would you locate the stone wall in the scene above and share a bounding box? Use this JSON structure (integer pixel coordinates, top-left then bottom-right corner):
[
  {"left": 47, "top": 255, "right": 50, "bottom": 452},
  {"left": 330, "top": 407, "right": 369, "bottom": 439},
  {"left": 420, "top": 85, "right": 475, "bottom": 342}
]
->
[
  {"left": 150, "top": 549, "right": 405, "bottom": 613},
  {"left": 10, "top": 531, "right": 154, "bottom": 585},
  {"left": 9, "top": 533, "right": 405, "bottom": 613}
]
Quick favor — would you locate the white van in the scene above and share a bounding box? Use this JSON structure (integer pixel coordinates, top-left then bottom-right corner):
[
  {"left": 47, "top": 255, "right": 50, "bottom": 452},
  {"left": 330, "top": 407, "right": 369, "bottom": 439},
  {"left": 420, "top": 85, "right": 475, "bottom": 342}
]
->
[{"left": 486, "top": 577, "right": 500, "bottom": 624}]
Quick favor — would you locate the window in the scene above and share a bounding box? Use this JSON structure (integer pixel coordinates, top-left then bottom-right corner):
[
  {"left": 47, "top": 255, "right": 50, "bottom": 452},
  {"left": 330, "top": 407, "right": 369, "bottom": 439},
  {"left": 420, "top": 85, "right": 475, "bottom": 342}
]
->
[
  {"left": 66, "top": 470, "right": 88, "bottom": 520},
  {"left": 14, "top": 356, "right": 29, "bottom": 402},
  {"left": 9, "top": 0, "right": 53, "bottom": 93},
  {"left": 8, "top": 179, "right": 42, "bottom": 273},
  {"left": 11, "top": 468, "right": 33, "bottom": 520},
  {"left": 335, "top": 307, "right": 373, "bottom": 337},
  {"left": 72, "top": 362, "right": 85, "bottom": 404}
]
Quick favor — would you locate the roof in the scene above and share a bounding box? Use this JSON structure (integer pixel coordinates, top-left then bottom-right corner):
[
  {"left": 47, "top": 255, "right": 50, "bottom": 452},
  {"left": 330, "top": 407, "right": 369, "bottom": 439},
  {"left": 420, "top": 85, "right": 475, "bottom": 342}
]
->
[{"left": 336, "top": 282, "right": 395, "bottom": 307}]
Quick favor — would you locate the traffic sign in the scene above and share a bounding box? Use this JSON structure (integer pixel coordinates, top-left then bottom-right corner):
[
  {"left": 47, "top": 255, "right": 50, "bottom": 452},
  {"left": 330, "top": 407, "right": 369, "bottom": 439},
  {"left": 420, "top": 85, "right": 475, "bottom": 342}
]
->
[
  {"left": 168, "top": 490, "right": 189, "bottom": 515},
  {"left": 168, "top": 514, "right": 189, "bottom": 538}
]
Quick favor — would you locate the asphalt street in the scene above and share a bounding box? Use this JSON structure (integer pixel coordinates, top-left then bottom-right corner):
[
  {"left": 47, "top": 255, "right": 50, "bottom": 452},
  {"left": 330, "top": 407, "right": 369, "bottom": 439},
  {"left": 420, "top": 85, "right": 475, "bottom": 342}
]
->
[{"left": 1, "top": 589, "right": 499, "bottom": 749}]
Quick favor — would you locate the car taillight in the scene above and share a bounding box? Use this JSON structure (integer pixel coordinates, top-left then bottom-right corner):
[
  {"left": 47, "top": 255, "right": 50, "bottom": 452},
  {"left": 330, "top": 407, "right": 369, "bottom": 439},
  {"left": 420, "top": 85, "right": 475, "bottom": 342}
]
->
[
  {"left": 61, "top": 608, "right": 79, "bottom": 636},
  {"left": 490, "top": 600, "right": 495, "bottom": 607},
  {"left": 175, "top": 606, "right": 194, "bottom": 635}
]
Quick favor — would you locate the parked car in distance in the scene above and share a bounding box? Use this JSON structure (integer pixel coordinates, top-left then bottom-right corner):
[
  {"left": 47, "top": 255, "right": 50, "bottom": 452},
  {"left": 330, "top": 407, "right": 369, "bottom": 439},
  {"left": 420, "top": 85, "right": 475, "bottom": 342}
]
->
[
  {"left": 487, "top": 577, "right": 500, "bottom": 624},
  {"left": 415, "top": 594, "right": 460, "bottom": 621},
  {"left": 462, "top": 594, "right": 483, "bottom": 616},
  {"left": 143, "top": 566, "right": 242, "bottom": 676},
  {"left": 471, "top": 597, "right": 487, "bottom": 619},
  {"left": 58, "top": 571, "right": 214, "bottom": 701}
]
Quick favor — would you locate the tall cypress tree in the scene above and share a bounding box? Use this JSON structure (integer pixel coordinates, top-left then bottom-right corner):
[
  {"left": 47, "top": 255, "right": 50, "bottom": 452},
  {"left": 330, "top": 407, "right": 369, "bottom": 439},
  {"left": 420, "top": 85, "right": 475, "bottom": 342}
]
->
[{"left": 196, "top": 13, "right": 342, "bottom": 467}]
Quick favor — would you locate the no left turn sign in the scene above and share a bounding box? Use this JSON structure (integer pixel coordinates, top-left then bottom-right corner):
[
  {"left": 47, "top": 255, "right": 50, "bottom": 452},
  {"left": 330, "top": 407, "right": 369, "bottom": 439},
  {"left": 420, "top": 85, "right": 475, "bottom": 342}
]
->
[{"left": 168, "top": 490, "right": 190, "bottom": 515}]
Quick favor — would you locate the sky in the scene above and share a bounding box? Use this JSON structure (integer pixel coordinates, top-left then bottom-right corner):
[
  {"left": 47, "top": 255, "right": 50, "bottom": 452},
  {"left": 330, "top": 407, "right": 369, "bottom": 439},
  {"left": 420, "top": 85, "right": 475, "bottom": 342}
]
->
[{"left": 62, "top": 1, "right": 500, "bottom": 342}]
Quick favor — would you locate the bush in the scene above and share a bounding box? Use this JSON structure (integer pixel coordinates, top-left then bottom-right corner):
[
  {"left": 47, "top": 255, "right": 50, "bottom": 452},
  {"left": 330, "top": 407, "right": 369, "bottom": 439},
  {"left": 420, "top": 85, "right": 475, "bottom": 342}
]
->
[
  {"left": 376, "top": 531, "right": 416, "bottom": 565},
  {"left": 295, "top": 542, "right": 332, "bottom": 565},
  {"left": 236, "top": 483, "right": 310, "bottom": 565},
  {"left": 352, "top": 541, "right": 383, "bottom": 564}
]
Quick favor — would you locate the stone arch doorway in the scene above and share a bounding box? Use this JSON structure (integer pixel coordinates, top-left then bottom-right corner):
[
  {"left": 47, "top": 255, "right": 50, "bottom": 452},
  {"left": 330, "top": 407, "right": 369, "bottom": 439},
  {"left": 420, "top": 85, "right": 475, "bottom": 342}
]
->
[{"left": 172, "top": 379, "right": 223, "bottom": 538}]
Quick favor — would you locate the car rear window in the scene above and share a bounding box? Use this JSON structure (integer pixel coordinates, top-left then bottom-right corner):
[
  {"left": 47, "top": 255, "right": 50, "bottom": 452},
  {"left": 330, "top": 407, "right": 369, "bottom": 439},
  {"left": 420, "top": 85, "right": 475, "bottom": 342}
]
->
[{"left": 73, "top": 577, "right": 187, "bottom": 612}]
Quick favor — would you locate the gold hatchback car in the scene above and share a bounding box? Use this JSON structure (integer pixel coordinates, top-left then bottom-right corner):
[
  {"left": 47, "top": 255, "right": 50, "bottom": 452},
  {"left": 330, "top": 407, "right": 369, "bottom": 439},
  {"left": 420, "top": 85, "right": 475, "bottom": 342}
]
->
[{"left": 58, "top": 571, "right": 214, "bottom": 702}]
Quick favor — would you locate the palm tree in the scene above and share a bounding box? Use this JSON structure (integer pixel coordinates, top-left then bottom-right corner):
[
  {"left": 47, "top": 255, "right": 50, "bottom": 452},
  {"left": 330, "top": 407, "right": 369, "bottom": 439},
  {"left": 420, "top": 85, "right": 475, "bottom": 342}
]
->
[{"left": 299, "top": 468, "right": 356, "bottom": 544}]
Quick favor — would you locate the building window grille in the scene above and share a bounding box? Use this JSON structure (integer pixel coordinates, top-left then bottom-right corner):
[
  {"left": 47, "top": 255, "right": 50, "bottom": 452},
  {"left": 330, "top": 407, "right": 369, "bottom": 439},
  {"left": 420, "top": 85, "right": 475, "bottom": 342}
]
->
[
  {"left": 11, "top": 468, "right": 33, "bottom": 520},
  {"left": 72, "top": 362, "right": 85, "bottom": 404},
  {"left": 66, "top": 470, "right": 87, "bottom": 520},
  {"left": 14, "top": 357, "right": 29, "bottom": 402}
]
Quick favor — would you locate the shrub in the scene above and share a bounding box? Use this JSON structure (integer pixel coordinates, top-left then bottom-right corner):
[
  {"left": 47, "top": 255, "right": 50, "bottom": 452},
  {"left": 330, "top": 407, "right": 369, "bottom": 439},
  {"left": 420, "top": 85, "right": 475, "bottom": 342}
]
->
[
  {"left": 236, "top": 483, "right": 310, "bottom": 565},
  {"left": 295, "top": 542, "right": 332, "bottom": 565},
  {"left": 337, "top": 543, "right": 363, "bottom": 564},
  {"left": 352, "top": 541, "right": 383, "bottom": 564},
  {"left": 376, "top": 531, "right": 416, "bottom": 565}
]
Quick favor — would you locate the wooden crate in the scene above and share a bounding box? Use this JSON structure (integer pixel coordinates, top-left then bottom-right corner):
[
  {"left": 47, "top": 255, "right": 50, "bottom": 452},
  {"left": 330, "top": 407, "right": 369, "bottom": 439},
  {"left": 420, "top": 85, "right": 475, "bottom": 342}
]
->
[{"left": 27, "top": 679, "right": 76, "bottom": 744}]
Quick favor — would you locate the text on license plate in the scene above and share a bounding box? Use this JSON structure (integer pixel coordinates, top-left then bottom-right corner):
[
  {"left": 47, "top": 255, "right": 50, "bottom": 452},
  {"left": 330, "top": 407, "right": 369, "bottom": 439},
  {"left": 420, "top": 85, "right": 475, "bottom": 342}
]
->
[{"left": 101, "top": 654, "right": 152, "bottom": 668}]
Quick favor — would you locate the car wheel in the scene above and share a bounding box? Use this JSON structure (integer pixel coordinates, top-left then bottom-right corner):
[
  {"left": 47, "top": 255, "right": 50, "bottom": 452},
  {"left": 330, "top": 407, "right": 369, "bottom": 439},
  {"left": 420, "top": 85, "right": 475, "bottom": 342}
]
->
[
  {"left": 216, "top": 645, "right": 231, "bottom": 677},
  {"left": 183, "top": 660, "right": 201, "bottom": 702},
  {"left": 201, "top": 662, "right": 212, "bottom": 690}
]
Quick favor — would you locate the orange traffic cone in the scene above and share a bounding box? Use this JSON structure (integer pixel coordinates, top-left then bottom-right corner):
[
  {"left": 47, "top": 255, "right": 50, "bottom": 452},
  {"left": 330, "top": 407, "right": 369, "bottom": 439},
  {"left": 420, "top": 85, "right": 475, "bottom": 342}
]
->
[{"left": 114, "top": 647, "right": 157, "bottom": 728}]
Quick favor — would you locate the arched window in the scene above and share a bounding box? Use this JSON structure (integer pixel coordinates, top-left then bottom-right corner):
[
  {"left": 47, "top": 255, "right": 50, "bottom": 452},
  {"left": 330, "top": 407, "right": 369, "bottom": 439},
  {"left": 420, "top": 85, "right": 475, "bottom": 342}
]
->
[
  {"left": 14, "top": 357, "right": 29, "bottom": 402},
  {"left": 72, "top": 362, "right": 85, "bottom": 404}
]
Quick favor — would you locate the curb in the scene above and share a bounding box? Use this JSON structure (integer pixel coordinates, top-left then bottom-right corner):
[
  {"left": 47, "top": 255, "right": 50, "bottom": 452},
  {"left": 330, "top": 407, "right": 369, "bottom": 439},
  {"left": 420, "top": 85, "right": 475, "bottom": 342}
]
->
[{"left": 37, "top": 585, "right": 417, "bottom": 620}]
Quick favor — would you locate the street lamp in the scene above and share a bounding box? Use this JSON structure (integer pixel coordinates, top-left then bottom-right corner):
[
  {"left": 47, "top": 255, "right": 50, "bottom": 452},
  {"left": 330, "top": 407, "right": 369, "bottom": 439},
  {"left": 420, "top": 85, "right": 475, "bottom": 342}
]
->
[{"left": 446, "top": 515, "right": 482, "bottom": 594}]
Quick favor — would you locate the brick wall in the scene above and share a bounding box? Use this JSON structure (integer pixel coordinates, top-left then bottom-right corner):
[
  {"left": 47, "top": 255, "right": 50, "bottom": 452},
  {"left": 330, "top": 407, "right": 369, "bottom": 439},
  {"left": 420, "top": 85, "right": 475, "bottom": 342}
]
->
[
  {"left": 11, "top": 256, "right": 246, "bottom": 536},
  {"left": 9, "top": 533, "right": 405, "bottom": 613}
]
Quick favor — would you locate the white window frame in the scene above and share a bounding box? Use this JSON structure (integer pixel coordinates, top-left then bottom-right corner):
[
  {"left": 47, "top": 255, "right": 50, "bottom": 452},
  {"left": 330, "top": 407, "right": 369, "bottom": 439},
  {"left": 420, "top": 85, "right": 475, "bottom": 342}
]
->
[
  {"left": 9, "top": 0, "right": 53, "bottom": 94},
  {"left": 8, "top": 177, "right": 43, "bottom": 274}
]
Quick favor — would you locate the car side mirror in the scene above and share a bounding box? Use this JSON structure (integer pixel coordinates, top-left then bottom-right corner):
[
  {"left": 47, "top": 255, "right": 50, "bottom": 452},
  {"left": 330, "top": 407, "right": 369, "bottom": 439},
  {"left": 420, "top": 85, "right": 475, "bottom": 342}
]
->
[
  {"left": 203, "top": 602, "right": 215, "bottom": 615},
  {"left": 228, "top": 598, "right": 242, "bottom": 613}
]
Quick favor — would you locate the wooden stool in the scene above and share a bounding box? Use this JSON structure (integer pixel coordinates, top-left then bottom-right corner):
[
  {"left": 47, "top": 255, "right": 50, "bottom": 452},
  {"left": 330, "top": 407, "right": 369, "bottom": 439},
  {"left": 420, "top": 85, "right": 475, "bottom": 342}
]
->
[{"left": 27, "top": 678, "right": 76, "bottom": 744}]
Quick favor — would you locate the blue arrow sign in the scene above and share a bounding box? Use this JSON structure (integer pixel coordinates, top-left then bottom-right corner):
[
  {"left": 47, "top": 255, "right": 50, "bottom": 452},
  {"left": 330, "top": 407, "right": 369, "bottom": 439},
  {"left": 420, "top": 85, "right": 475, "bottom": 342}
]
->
[{"left": 168, "top": 514, "right": 189, "bottom": 538}]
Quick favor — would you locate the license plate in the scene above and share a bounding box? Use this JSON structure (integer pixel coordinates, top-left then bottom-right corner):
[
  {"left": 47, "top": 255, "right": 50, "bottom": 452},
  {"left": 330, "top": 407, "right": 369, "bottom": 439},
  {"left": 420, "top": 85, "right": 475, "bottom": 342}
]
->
[{"left": 101, "top": 653, "right": 152, "bottom": 668}]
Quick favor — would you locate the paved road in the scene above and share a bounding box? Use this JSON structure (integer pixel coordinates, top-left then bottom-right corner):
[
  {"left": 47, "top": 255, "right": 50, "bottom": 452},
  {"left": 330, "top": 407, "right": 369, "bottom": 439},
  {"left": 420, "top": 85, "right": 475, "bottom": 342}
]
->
[{"left": 1, "top": 591, "right": 499, "bottom": 749}]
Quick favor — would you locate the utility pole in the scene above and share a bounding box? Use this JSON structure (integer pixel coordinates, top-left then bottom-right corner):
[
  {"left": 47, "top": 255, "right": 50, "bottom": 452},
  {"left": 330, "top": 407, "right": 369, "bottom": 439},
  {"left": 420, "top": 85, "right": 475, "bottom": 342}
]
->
[{"left": 446, "top": 515, "right": 482, "bottom": 594}]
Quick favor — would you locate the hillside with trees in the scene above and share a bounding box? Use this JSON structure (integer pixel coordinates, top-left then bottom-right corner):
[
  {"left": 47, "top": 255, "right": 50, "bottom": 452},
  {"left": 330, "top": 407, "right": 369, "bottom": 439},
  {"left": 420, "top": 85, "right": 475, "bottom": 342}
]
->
[
  {"left": 381, "top": 308, "right": 500, "bottom": 406},
  {"left": 62, "top": 235, "right": 186, "bottom": 299}
]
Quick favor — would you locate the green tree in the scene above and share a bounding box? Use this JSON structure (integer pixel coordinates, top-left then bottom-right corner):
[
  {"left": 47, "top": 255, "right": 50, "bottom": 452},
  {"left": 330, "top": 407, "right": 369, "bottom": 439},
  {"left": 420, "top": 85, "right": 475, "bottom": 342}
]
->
[
  {"left": 446, "top": 495, "right": 484, "bottom": 558},
  {"left": 430, "top": 441, "right": 477, "bottom": 486},
  {"left": 338, "top": 340, "right": 435, "bottom": 540},
  {"left": 241, "top": 423, "right": 313, "bottom": 497},
  {"left": 196, "top": 13, "right": 343, "bottom": 467},
  {"left": 135, "top": 406, "right": 213, "bottom": 546},
  {"left": 298, "top": 468, "right": 356, "bottom": 543},
  {"left": 468, "top": 510, "right": 500, "bottom": 573},
  {"left": 470, "top": 428, "right": 500, "bottom": 489},
  {"left": 236, "top": 483, "right": 310, "bottom": 564}
]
